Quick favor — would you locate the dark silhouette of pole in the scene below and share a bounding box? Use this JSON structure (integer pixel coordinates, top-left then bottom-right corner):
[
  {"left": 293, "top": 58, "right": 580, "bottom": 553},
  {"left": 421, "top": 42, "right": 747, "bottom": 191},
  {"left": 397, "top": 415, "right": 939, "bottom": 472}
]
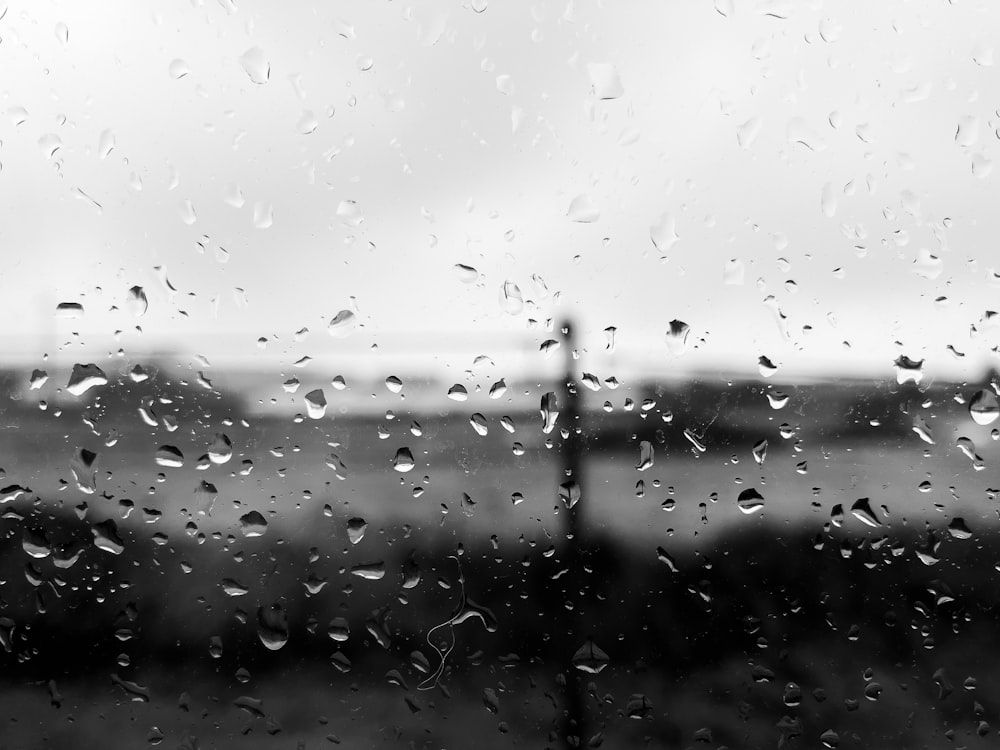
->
[{"left": 559, "top": 319, "right": 586, "bottom": 749}]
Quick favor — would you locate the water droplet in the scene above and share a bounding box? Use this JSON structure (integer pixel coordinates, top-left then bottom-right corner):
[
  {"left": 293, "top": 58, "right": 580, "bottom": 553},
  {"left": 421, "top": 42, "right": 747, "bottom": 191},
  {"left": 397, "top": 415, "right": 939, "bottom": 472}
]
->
[
  {"left": 850, "top": 498, "right": 881, "bottom": 527},
  {"left": 636, "top": 440, "right": 654, "bottom": 471},
  {"left": 385, "top": 375, "right": 403, "bottom": 394},
  {"left": 665, "top": 320, "right": 691, "bottom": 355},
  {"left": 948, "top": 517, "right": 972, "bottom": 540},
  {"left": 304, "top": 389, "right": 327, "bottom": 419},
  {"left": 736, "top": 117, "right": 761, "bottom": 149},
  {"left": 208, "top": 433, "right": 233, "bottom": 464},
  {"left": 252, "top": 201, "right": 273, "bottom": 229},
  {"left": 498, "top": 281, "right": 523, "bottom": 314},
  {"left": 125, "top": 286, "right": 148, "bottom": 317},
  {"left": 650, "top": 212, "right": 679, "bottom": 253},
  {"left": 470, "top": 413, "right": 488, "bottom": 436},
  {"left": 194, "top": 480, "right": 217, "bottom": 516},
  {"left": 328, "top": 618, "right": 350, "bottom": 642},
  {"left": 969, "top": 389, "right": 999, "bottom": 426},
  {"left": 758, "top": 356, "right": 777, "bottom": 377},
  {"left": 257, "top": 604, "right": 288, "bottom": 650},
  {"left": 28, "top": 369, "right": 48, "bottom": 390},
  {"left": 766, "top": 391, "right": 789, "bottom": 409},
  {"left": 168, "top": 59, "right": 191, "bottom": 80},
  {"left": 22, "top": 528, "right": 51, "bottom": 559},
  {"left": 752, "top": 440, "right": 768, "bottom": 465},
  {"left": 566, "top": 193, "right": 600, "bottom": 223},
  {"left": 453, "top": 264, "right": 478, "bottom": 283},
  {"left": 656, "top": 546, "right": 678, "bottom": 572},
  {"left": 956, "top": 436, "right": 985, "bottom": 469},
  {"left": 66, "top": 363, "right": 108, "bottom": 396},
  {"left": 351, "top": 562, "right": 386, "bottom": 580},
  {"left": 912, "top": 416, "right": 935, "bottom": 444},
  {"left": 447, "top": 384, "right": 468, "bottom": 401},
  {"left": 70, "top": 448, "right": 98, "bottom": 494},
  {"left": 820, "top": 729, "right": 840, "bottom": 748},
  {"left": 571, "top": 639, "right": 609, "bottom": 673},
  {"left": 239, "top": 510, "right": 268, "bottom": 537},
  {"left": 540, "top": 392, "right": 559, "bottom": 434},
  {"left": 221, "top": 578, "right": 249, "bottom": 596},
  {"left": 587, "top": 63, "right": 623, "bottom": 99},
  {"left": 488, "top": 379, "right": 507, "bottom": 399},
  {"left": 328, "top": 309, "right": 357, "bottom": 337},
  {"left": 155, "top": 445, "right": 184, "bottom": 468},
  {"left": 239, "top": 47, "right": 270, "bottom": 84},
  {"left": 347, "top": 517, "right": 368, "bottom": 545},
  {"left": 737, "top": 488, "right": 765, "bottom": 514},
  {"left": 92, "top": 519, "right": 124, "bottom": 555},
  {"left": 559, "top": 480, "right": 580, "bottom": 509},
  {"left": 955, "top": 116, "right": 980, "bottom": 147},
  {"left": 393, "top": 447, "right": 415, "bottom": 473}
]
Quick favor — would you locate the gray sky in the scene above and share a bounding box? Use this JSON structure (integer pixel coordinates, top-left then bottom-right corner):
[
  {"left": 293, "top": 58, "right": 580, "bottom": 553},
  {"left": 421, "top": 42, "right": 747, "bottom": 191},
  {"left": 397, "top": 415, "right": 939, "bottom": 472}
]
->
[{"left": 2, "top": 0, "right": 999, "bottom": 382}]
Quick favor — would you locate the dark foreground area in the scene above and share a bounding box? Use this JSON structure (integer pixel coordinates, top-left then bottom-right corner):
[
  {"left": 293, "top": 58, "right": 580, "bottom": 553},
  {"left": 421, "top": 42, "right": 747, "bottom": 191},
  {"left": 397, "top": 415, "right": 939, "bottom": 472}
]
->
[{"left": 0, "top": 508, "right": 997, "bottom": 749}]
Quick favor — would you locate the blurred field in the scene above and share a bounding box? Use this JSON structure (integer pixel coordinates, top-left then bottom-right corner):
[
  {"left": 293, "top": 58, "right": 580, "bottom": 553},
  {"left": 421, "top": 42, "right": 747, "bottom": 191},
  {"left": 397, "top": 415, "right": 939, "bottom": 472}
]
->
[{"left": 1, "top": 373, "right": 999, "bottom": 748}]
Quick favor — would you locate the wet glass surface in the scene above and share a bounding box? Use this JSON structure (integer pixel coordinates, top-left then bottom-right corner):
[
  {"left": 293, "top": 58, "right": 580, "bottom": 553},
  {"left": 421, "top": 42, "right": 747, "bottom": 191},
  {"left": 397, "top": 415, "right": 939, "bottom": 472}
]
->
[{"left": 2, "top": 1, "right": 1000, "bottom": 747}]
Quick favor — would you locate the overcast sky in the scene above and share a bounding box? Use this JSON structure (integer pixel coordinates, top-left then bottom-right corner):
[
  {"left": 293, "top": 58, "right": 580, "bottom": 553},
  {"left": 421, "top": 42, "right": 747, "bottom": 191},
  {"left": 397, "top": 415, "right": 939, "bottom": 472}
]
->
[{"left": 2, "top": 0, "right": 999, "bottom": 383}]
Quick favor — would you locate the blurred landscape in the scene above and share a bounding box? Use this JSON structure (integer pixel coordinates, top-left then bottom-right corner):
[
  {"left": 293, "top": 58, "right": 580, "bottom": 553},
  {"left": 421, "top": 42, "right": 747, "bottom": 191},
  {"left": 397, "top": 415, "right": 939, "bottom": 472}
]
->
[{"left": 1, "top": 362, "right": 999, "bottom": 749}]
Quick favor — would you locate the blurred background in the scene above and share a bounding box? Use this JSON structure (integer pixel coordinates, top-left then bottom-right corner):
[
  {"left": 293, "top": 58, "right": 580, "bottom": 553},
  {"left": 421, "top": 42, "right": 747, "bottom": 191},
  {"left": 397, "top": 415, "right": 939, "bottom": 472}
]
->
[{"left": 1, "top": 0, "right": 999, "bottom": 747}]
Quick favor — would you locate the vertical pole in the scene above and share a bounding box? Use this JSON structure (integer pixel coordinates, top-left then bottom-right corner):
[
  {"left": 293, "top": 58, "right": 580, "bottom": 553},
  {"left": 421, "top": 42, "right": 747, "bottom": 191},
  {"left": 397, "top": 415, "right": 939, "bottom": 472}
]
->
[{"left": 560, "top": 319, "right": 585, "bottom": 748}]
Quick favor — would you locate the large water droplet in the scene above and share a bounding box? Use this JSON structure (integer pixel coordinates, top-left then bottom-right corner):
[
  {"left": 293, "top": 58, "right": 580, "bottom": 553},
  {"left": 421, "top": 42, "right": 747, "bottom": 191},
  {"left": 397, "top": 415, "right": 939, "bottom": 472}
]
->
[
  {"left": 969, "top": 389, "right": 999, "bottom": 426},
  {"left": 70, "top": 448, "right": 98, "bottom": 494},
  {"left": 737, "top": 488, "right": 765, "bottom": 514},
  {"left": 328, "top": 310, "right": 357, "bottom": 337},
  {"left": 208, "top": 433, "right": 233, "bottom": 464},
  {"left": 155, "top": 445, "right": 184, "bottom": 468},
  {"left": 636, "top": 440, "right": 654, "bottom": 471},
  {"left": 257, "top": 604, "right": 288, "bottom": 650},
  {"left": 168, "top": 58, "right": 191, "bottom": 80},
  {"left": 665, "top": 320, "right": 691, "bottom": 355},
  {"left": 239, "top": 510, "right": 268, "bottom": 537},
  {"left": 893, "top": 355, "right": 924, "bottom": 385},
  {"left": 470, "top": 413, "right": 488, "bottom": 436},
  {"left": 587, "top": 63, "right": 623, "bottom": 99},
  {"left": 498, "top": 281, "right": 524, "bottom": 314},
  {"left": 571, "top": 639, "right": 609, "bottom": 673},
  {"left": 351, "top": 562, "right": 386, "bottom": 580},
  {"left": 239, "top": 47, "right": 270, "bottom": 84},
  {"left": 650, "top": 212, "right": 679, "bottom": 253},
  {"left": 850, "top": 498, "right": 881, "bottom": 527},
  {"left": 540, "top": 392, "right": 559, "bottom": 434},
  {"left": 566, "top": 193, "right": 600, "bottom": 223},
  {"left": 347, "top": 517, "right": 368, "bottom": 545},
  {"left": 304, "top": 389, "right": 327, "bottom": 419},
  {"left": 66, "top": 364, "right": 108, "bottom": 396},
  {"left": 393, "top": 447, "right": 415, "bottom": 472},
  {"left": 92, "top": 519, "right": 124, "bottom": 555}
]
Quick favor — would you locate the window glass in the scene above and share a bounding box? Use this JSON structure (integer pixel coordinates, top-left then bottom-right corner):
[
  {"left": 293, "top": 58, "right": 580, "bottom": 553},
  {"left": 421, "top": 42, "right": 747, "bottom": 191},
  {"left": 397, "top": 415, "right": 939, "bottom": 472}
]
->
[{"left": 1, "top": 0, "right": 998, "bottom": 747}]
